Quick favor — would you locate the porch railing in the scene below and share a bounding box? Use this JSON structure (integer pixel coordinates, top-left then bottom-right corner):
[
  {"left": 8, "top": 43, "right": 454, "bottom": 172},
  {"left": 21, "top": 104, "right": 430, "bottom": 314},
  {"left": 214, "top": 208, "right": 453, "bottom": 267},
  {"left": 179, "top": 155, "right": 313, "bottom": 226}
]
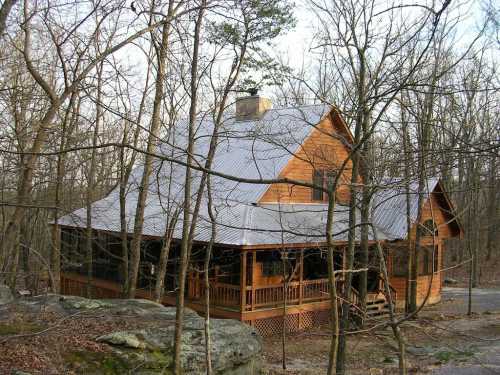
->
[
  {"left": 189, "top": 280, "right": 241, "bottom": 307},
  {"left": 188, "top": 277, "right": 344, "bottom": 311}
]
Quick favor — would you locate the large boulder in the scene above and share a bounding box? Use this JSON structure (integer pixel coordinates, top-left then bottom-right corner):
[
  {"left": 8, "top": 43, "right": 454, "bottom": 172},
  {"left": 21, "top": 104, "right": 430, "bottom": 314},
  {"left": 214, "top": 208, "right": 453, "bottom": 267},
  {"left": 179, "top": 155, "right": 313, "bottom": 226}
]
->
[
  {"left": 2, "top": 294, "right": 262, "bottom": 374},
  {"left": 95, "top": 318, "right": 262, "bottom": 374}
]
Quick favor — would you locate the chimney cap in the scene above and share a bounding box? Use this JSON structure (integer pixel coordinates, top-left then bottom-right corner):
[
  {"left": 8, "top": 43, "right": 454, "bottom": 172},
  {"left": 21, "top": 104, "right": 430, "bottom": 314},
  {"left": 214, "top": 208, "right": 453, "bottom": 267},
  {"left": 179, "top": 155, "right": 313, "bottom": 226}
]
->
[{"left": 247, "top": 87, "right": 258, "bottom": 96}]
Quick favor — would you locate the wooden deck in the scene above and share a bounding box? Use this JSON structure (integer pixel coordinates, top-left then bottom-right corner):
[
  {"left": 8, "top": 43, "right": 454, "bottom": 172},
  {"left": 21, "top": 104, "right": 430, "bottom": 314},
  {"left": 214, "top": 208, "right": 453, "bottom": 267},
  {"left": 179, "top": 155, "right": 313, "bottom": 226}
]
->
[
  {"left": 188, "top": 277, "right": 332, "bottom": 311},
  {"left": 60, "top": 272, "right": 377, "bottom": 336},
  {"left": 61, "top": 273, "right": 334, "bottom": 311}
]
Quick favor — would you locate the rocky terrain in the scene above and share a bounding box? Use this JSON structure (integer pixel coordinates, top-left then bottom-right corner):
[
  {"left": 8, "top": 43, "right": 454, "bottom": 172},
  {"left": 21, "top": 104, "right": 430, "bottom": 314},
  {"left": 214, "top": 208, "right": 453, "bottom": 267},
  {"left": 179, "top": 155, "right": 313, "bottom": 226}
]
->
[{"left": 0, "top": 285, "right": 262, "bottom": 374}]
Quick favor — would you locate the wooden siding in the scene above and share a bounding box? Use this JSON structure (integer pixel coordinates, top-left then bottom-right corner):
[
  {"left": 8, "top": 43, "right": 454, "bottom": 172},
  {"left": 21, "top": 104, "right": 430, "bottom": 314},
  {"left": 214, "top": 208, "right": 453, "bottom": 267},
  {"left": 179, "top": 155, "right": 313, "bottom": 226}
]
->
[
  {"left": 409, "top": 191, "right": 455, "bottom": 241},
  {"left": 252, "top": 261, "right": 294, "bottom": 286},
  {"left": 389, "top": 242, "right": 443, "bottom": 306},
  {"left": 259, "top": 113, "right": 355, "bottom": 205}
]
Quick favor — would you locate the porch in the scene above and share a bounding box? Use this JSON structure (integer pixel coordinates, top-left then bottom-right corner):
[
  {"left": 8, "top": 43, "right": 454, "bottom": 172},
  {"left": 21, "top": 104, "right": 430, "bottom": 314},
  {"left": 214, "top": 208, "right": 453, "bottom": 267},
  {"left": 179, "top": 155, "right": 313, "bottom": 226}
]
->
[
  {"left": 188, "top": 277, "right": 343, "bottom": 311},
  {"left": 59, "top": 226, "right": 398, "bottom": 335},
  {"left": 185, "top": 248, "right": 395, "bottom": 334}
]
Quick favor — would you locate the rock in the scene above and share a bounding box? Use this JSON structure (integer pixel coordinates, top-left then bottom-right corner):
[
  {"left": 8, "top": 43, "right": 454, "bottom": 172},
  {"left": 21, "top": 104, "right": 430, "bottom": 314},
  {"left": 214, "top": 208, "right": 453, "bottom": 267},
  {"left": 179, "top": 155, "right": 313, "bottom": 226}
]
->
[
  {"left": 483, "top": 310, "right": 500, "bottom": 315},
  {"left": 1, "top": 294, "right": 262, "bottom": 374},
  {"left": 0, "top": 284, "right": 13, "bottom": 305},
  {"left": 444, "top": 278, "right": 459, "bottom": 285},
  {"left": 96, "top": 317, "right": 262, "bottom": 374},
  {"left": 97, "top": 331, "right": 147, "bottom": 349},
  {"left": 59, "top": 295, "right": 115, "bottom": 310}
]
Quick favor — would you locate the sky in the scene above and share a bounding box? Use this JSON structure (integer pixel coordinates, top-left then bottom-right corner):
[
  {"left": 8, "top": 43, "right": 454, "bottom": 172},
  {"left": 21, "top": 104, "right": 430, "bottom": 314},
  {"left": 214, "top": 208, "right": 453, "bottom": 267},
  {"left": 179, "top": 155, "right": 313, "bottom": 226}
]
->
[{"left": 260, "top": 0, "right": 495, "bottom": 99}]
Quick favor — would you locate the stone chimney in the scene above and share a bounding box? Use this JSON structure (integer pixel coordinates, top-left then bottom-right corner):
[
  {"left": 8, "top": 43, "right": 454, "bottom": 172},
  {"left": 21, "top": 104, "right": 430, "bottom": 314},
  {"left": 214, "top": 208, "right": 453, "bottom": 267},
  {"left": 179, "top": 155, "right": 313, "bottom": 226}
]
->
[{"left": 235, "top": 94, "right": 272, "bottom": 121}]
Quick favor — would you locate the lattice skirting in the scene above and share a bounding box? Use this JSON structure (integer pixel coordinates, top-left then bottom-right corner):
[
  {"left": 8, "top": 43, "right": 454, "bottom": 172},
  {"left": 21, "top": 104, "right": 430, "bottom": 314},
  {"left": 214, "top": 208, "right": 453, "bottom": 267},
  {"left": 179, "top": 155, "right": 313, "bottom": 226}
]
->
[{"left": 245, "top": 309, "right": 331, "bottom": 337}]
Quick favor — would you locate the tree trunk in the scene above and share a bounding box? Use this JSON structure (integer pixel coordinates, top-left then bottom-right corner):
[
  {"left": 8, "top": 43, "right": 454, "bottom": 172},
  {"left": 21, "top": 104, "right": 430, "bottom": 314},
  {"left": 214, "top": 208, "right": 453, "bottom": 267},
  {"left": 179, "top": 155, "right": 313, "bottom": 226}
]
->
[
  {"left": 326, "top": 191, "right": 340, "bottom": 375},
  {"left": 50, "top": 91, "right": 79, "bottom": 293},
  {"left": 173, "top": 3, "right": 204, "bottom": 372},
  {"left": 85, "top": 59, "right": 104, "bottom": 298},
  {"left": 127, "top": 17, "right": 172, "bottom": 298},
  {"left": 154, "top": 210, "right": 179, "bottom": 302}
]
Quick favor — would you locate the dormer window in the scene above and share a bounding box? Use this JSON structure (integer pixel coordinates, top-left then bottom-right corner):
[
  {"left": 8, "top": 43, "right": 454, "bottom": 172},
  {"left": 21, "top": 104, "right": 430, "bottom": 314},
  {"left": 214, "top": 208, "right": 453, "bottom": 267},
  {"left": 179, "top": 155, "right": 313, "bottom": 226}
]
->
[{"left": 312, "top": 169, "right": 336, "bottom": 201}]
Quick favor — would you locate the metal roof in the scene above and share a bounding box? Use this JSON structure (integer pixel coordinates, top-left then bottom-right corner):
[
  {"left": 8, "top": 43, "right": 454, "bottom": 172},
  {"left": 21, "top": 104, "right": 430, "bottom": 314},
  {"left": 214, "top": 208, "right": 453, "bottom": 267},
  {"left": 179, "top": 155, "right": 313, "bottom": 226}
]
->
[
  {"left": 57, "top": 104, "right": 436, "bottom": 246},
  {"left": 372, "top": 178, "right": 440, "bottom": 240}
]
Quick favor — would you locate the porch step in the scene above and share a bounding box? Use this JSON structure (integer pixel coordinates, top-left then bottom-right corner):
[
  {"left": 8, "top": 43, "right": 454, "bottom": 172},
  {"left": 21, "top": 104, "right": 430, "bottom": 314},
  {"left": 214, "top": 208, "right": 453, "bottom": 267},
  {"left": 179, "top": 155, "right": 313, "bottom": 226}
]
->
[{"left": 365, "top": 299, "right": 390, "bottom": 320}]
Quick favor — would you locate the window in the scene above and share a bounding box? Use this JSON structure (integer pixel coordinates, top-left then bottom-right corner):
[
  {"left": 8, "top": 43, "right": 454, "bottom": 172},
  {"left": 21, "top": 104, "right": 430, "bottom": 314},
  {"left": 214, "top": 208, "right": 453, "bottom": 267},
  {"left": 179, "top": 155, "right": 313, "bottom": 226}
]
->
[
  {"left": 421, "top": 219, "right": 438, "bottom": 237},
  {"left": 418, "top": 246, "right": 438, "bottom": 275},
  {"left": 312, "top": 169, "right": 337, "bottom": 201},
  {"left": 392, "top": 248, "right": 408, "bottom": 277},
  {"left": 262, "top": 261, "right": 283, "bottom": 277},
  {"left": 392, "top": 246, "right": 439, "bottom": 277},
  {"left": 312, "top": 170, "right": 324, "bottom": 200}
]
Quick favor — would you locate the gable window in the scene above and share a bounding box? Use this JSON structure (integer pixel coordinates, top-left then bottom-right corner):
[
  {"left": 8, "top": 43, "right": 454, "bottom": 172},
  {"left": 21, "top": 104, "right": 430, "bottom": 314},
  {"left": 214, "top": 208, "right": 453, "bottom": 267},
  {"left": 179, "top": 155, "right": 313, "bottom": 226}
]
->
[
  {"left": 312, "top": 169, "right": 337, "bottom": 201},
  {"left": 422, "top": 219, "right": 438, "bottom": 237},
  {"left": 312, "top": 170, "right": 324, "bottom": 200}
]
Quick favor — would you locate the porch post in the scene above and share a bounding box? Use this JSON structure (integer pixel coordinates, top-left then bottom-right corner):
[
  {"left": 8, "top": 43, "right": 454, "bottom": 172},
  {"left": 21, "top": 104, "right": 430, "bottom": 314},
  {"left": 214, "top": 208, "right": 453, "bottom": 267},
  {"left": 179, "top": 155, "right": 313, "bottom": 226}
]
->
[
  {"left": 240, "top": 251, "right": 247, "bottom": 313},
  {"left": 251, "top": 251, "right": 256, "bottom": 311},
  {"left": 342, "top": 246, "right": 347, "bottom": 281},
  {"left": 299, "top": 249, "right": 304, "bottom": 305}
]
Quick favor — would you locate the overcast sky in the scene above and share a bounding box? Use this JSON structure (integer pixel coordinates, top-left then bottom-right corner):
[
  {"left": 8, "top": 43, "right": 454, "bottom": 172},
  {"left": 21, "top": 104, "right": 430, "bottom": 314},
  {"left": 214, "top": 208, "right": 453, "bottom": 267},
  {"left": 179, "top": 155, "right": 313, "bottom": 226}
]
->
[{"left": 260, "top": 0, "right": 494, "bottom": 99}]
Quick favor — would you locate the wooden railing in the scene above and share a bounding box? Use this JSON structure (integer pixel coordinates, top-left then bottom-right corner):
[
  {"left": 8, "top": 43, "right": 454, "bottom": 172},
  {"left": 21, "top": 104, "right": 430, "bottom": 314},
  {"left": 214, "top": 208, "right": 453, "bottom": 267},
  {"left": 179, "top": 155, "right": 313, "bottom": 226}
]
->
[
  {"left": 188, "top": 277, "right": 338, "bottom": 311},
  {"left": 62, "top": 272, "right": 366, "bottom": 314},
  {"left": 302, "top": 279, "right": 330, "bottom": 302},
  {"left": 188, "top": 280, "right": 241, "bottom": 307},
  {"left": 249, "top": 279, "right": 328, "bottom": 309},
  {"left": 375, "top": 273, "right": 398, "bottom": 305}
]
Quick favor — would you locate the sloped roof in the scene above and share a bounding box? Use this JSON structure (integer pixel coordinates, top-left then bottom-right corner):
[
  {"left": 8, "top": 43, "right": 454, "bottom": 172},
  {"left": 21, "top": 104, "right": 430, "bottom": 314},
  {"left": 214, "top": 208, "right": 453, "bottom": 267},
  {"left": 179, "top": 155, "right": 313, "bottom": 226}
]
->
[
  {"left": 57, "top": 104, "right": 454, "bottom": 246},
  {"left": 371, "top": 178, "right": 439, "bottom": 239},
  {"left": 60, "top": 104, "right": 361, "bottom": 246}
]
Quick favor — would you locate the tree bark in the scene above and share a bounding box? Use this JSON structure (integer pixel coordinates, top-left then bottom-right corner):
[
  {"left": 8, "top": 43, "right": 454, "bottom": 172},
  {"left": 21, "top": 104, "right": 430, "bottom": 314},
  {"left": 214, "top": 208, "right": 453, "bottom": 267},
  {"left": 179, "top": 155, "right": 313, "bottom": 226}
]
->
[
  {"left": 173, "top": 2, "right": 204, "bottom": 372},
  {"left": 127, "top": 14, "right": 172, "bottom": 298}
]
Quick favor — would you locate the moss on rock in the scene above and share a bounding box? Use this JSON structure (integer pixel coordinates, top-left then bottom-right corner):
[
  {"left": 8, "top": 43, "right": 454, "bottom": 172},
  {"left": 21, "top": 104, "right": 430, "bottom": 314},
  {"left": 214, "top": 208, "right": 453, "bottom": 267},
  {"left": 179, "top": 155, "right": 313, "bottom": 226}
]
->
[
  {"left": 0, "top": 322, "right": 44, "bottom": 336},
  {"left": 64, "top": 349, "right": 175, "bottom": 375}
]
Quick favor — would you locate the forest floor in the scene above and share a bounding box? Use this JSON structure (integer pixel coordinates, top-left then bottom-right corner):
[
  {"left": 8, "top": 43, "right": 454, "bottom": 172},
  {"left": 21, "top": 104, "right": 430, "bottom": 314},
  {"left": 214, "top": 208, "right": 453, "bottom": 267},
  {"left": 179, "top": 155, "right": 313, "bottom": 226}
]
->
[
  {"left": 443, "top": 255, "right": 500, "bottom": 289},
  {"left": 263, "top": 287, "right": 500, "bottom": 375}
]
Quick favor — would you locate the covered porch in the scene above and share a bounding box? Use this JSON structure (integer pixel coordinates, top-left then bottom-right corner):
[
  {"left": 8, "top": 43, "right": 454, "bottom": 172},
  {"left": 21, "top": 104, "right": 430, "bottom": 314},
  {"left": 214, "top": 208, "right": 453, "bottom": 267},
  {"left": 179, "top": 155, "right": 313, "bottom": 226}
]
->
[{"left": 186, "top": 247, "right": 394, "bottom": 333}]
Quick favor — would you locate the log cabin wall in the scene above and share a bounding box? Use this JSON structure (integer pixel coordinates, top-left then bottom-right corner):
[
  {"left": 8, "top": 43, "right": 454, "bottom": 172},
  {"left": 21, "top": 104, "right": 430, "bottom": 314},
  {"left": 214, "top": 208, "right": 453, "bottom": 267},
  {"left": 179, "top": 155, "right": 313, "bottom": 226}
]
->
[
  {"left": 251, "top": 250, "right": 300, "bottom": 287},
  {"left": 388, "top": 188, "right": 457, "bottom": 307},
  {"left": 259, "top": 113, "right": 355, "bottom": 205},
  {"left": 387, "top": 182, "right": 461, "bottom": 308},
  {"left": 253, "top": 262, "right": 283, "bottom": 286},
  {"left": 389, "top": 242, "right": 443, "bottom": 308},
  {"left": 408, "top": 191, "right": 454, "bottom": 240}
]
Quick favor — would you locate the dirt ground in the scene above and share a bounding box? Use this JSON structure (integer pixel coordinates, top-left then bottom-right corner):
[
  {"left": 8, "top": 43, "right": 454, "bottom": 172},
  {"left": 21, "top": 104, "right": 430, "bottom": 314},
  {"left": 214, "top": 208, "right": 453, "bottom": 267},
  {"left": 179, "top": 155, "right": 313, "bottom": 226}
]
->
[
  {"left": 443, "top": 255, "right": 500, "bottom": 289},
  {"left": 262, "top": 288, "right": 500, "bottom": 375},
  {"left": 1, "top": 288, "right": 499, "bottom": 374},
  {"left": 0, "top": 305, "right": 160, "bottom": 374}
]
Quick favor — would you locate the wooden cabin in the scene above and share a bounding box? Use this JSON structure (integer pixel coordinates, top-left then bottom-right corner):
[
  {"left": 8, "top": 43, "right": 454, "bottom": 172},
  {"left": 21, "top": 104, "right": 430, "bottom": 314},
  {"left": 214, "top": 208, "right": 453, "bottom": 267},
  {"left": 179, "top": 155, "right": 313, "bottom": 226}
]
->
[{"left": 57, "top": 96, "right": 462, "bottom": 336}]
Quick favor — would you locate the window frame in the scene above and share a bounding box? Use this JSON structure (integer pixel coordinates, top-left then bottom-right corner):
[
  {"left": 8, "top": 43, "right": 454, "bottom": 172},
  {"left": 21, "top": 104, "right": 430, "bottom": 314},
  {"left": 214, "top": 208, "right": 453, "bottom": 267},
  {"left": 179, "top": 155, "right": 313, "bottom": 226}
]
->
[
  {"left": 421, "top": 219, "right": 438, "bottom": 237},
  {"left": 311, "top": 169, "right": 337, "bottom": 201},
  {"left": 312, "top": 169, "right": 324, "bottom": 201},
  {"left": 392, "top": 247, "right": 408, "bottom": 277},
  {"left": 418, "top": 245, "right": 438, "bottom": 276}
]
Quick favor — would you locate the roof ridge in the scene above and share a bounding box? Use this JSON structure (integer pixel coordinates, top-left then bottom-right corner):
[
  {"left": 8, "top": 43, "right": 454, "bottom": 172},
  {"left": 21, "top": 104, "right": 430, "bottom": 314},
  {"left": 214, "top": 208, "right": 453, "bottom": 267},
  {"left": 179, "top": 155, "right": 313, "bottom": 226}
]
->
[{"left": 269, "top": 102, "right": 331, "bottom": 111}]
